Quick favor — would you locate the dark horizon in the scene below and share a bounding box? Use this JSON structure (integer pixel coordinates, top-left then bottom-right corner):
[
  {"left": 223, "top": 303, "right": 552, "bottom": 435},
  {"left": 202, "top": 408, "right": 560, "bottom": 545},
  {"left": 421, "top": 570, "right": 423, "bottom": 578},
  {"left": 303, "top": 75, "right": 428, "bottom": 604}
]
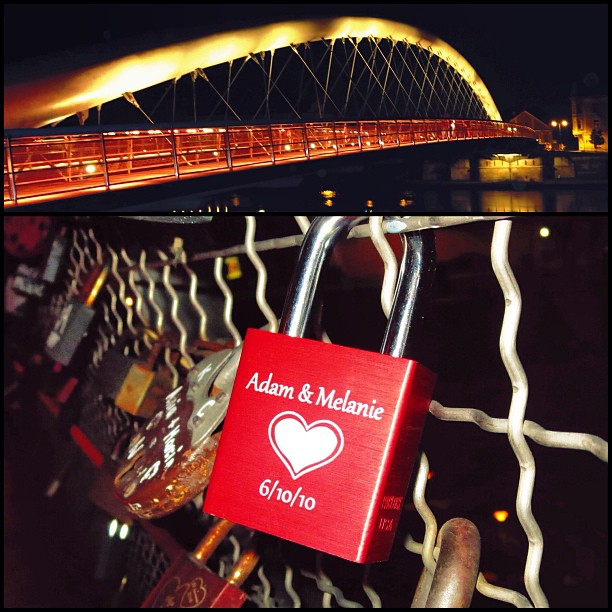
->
[{"left": 4, "top": 4, "right": 608, "bottom": 121}]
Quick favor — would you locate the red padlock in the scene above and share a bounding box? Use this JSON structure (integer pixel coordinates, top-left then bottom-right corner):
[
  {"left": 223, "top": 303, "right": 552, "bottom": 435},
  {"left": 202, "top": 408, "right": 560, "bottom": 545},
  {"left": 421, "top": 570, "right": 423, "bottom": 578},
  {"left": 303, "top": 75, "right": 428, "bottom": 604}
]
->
[
  {"left": 204, "top": 216, "right": 436, "bottom": 564},
  {"left": 141, "top": 518, "right": 259, "bottom": 608}
]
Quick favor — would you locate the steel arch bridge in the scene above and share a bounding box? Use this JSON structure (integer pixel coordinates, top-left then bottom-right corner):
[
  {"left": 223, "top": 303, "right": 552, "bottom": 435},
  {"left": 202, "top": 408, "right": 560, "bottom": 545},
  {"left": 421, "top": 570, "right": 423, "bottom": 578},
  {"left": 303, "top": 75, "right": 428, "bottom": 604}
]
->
[{"left": 4, "top": 17, "right": 536, "bottom": 208}]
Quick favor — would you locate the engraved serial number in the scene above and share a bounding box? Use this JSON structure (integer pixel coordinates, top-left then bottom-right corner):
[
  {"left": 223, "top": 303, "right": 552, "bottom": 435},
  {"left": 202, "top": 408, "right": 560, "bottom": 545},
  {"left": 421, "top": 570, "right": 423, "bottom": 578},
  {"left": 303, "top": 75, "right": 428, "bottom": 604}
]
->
[
  {"left": 380, "top": 495, "right": 403, "bottom": 510},
  {"left": 259, "top": 478, "right": 316, "bottom": 510},
  {"left": 377, "top": 517, "right": 395, "bottom": 532}
]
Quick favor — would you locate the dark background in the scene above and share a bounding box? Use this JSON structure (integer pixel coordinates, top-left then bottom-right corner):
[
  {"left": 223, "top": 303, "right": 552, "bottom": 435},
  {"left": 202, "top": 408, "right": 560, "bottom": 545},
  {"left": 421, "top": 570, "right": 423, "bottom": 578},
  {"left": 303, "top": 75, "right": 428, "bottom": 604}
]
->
[{"left": 4, "top": 4, "right": 608, "bottom": 121}]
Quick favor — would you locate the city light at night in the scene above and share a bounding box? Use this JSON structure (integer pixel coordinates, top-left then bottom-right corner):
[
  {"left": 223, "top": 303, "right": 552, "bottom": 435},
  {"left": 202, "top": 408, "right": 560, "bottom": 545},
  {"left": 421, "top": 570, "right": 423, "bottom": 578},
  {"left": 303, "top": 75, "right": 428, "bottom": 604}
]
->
[{"left": 493, "top": 510, "right": 510, "bottom": 523}]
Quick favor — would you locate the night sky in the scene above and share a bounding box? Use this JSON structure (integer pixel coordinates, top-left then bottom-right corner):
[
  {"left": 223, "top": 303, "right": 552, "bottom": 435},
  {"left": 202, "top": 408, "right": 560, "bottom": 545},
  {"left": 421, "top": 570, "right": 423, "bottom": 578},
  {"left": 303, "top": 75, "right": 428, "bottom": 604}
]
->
[{"left": 3, "top": 4, "right": 608, "bottom": 122}]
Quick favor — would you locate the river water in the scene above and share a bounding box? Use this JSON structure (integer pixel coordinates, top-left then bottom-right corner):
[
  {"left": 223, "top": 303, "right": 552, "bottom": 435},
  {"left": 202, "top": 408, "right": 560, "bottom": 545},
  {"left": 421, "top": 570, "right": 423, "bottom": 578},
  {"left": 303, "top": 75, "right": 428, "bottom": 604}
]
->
[
  {"left": 200, "top": 173, "right": 608, "bottom": 213},
  {"left": 194, "top": 152, "right": 607, "bottom": 213}
]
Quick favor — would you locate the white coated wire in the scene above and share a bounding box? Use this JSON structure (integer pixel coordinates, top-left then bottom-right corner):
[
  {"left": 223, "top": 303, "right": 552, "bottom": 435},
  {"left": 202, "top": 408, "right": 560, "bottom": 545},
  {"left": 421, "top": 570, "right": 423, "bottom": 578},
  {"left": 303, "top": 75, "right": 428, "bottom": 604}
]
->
[
  {"left": 105, "top": 284, "right": 123, "bottom": 340},
  {"left": 429, "top": 402, "right": 608, "bottom": 463},
  {"left": 120, "top": 248, "right": 152, "bottom": 334},
  {"left": 361, "top": 565, "right": 382, "bottom": 608},
  {"left": 491, "top": 220, "right": 548, "bottom": 608},
  {"left": 256, "top": 565, "right": 273, "bottom": 608},
  {"left": 368, "top": 215, "right": 398, "bottom": 318},
  {"left": 71, "top": 228, "right": 87, "bottom": 289},
  {"left": 157, "top": 250, "right": 194, "bottom": 369},
  {"left": 88, "top": 227, "right": 105, "bottom": 266},
  {"left": 410, "top": 453, "right": 438, "bottom": 574},
  {"left": 108, "top": 246, "right": 137, "bottom": 336},
  {"left": 180, "top": 250, "right": 209, "bottom": 342},
  {"left": 139, "top": 249, "right": 165, "bottom": 337},
  {"left": 213, "top": 256, "right": 242, "bottom": 347},
  {"left": 293, "top": 215, "right": 312, "bottom": 234},
  {"left": 244, "top": 216, "right": 278, "bottom": 333},
  {"left": 284, "top": 564, "right": 302, "bottom": 608},
  {"left": 186, "top": 216, "right": 509, "bottom": 265},
  {"left": 79, "top": 228, "right": 96, "bottom": 269},
  {"left": 301, "top": 555, "right": 364, "bottom": 608}
]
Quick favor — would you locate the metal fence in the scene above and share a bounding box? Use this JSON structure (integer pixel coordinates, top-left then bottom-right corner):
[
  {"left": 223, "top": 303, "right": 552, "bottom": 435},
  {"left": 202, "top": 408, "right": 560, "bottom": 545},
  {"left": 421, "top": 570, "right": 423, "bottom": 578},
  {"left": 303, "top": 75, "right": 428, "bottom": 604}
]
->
[{"left": 19, "top": 214, "right": 607, "bottom": 608}]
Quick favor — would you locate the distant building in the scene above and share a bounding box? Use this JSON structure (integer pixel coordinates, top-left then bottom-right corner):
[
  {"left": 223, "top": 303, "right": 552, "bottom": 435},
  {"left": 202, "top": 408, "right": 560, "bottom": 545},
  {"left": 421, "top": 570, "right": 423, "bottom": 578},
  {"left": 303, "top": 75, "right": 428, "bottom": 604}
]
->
[
  {"left": 570, "top": 73, "right": 608, "bottom": 152},
  {"left": 508, "top": 111, "right": 554, "bottom": 150}
]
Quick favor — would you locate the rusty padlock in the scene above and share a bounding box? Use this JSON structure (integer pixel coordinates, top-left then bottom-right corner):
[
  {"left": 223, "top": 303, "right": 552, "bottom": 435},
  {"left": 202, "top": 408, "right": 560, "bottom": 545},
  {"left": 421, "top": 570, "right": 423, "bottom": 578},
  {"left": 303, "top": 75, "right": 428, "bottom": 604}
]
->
[
  {"left": 97, "top": 331, "right": 174, "bottom": 419},
  {"left": 141, "top": 518, "right": 259, "bottom": 608},
  {"left": 45, "top": 262, "right": 109, "bottom": 366},
  {"left": 411, "top": 518, "right": 481, "bottom": 608},
  {"left": 114, "top": 345, "right": 242, "bottom": 519},
  {"left": 204, "top": 216, "right": 437, "bottom": 563}
]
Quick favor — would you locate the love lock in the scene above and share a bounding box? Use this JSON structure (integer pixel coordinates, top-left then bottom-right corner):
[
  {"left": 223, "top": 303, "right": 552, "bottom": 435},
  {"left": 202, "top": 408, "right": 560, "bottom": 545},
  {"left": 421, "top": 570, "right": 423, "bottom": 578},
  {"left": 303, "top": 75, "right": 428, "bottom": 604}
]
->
[
  {"left": 45, "top": 263, "right": 109, "bottom": 366},
  {"left": 114, "top": 346, "right": 242, "bottom": 519},
  {"left": 204, "top": 216, "right": 437, "bottom": 563},
  {"left": 141, "top": 518, "right": 259, "bottom": 609},
  {"left": 96, "top": 332, "right": 174, "bottom": 419},
  {"left": 40, "top": 227, "right": 68, "bottom": 285},
  {"left": 411, "top": 518, "right": 481, "bottom": 608}
]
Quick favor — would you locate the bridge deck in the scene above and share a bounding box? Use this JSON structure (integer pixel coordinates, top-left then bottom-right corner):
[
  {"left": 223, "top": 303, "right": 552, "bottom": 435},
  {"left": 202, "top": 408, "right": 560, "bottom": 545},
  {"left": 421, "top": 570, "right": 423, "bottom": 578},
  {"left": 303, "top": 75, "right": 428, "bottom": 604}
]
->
[{"left": 4, "top": 119, "right": 535, "bottom": 208}]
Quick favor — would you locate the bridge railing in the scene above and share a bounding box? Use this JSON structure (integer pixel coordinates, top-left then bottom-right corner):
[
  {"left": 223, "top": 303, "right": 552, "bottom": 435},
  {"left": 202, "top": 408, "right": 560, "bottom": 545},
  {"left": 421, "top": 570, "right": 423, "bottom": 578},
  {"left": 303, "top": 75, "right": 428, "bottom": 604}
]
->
[{"left": 4, "top": 119, "right": 536, "bottom": 208}]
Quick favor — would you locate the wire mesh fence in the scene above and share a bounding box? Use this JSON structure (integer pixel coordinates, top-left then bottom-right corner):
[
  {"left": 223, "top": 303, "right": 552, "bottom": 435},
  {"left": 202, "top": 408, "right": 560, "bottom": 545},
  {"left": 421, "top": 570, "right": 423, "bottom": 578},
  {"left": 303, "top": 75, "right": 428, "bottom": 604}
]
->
[{"left": 5, "top": 214, "right": 607, "bottom": 608}]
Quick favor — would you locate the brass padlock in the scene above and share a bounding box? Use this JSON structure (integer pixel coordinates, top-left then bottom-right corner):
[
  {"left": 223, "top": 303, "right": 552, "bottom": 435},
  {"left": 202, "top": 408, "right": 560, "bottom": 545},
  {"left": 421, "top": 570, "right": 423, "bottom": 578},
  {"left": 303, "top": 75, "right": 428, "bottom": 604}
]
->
[
  {"left": 96, "top": 336, "right": 163, "bottom": 418},
  {"left": 96, "top": 331, "right": 172, "bottom": 419},
  {"left": 114, "top": 334, "right": 171, "bottom": 418}
]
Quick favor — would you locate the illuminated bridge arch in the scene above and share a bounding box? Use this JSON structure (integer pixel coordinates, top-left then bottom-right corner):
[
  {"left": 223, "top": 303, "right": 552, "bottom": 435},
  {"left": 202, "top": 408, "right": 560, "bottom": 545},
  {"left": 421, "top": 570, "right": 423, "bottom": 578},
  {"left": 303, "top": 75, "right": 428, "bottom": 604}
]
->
[{"left": 5, "top": 17, "right": 502, "bottom": 129}]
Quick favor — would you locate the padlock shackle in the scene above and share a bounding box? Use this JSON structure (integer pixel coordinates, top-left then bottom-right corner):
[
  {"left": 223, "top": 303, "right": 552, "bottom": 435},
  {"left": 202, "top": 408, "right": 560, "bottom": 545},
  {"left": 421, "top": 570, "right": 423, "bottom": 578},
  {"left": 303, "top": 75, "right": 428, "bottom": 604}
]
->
[
  {"left": 226, "top": 550, "right": 260, "bottom": 587},
  {"left": 192, "top": 518, "right": 234, "bottom": 563},
  {"left": 411, "top": 518, "right": 481, "bottom": 608},
  {"left": 381, "top": 230, "right": 436, "bottom": 359},
  {"left": 81, "top": 263, "right": 109, "bottom": 306},
  {"left": 279, "top": 216, "right": 367, "bottom": 338}
]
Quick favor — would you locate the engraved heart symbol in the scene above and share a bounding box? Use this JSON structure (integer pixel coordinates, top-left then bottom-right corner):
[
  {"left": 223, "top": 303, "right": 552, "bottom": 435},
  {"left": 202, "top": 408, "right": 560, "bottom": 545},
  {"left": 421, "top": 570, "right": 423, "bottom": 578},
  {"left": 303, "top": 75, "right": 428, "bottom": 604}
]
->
[{"left": 268, "top": 411, "right": 344, "bottom": 480}]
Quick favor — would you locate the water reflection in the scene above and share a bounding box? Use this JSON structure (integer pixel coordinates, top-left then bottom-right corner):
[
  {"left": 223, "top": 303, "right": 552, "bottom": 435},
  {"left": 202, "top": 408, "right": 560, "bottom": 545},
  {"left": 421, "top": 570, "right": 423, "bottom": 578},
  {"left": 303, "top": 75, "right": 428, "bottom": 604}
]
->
[
  {"left": 229, "top": 185, "right": 608, "bottom": 213},
  {"left": 192, "top": 159, "right": 607, "bottom": 213},
  {"left": 442, "top": 189, "right": 608, "bottom": 213}
]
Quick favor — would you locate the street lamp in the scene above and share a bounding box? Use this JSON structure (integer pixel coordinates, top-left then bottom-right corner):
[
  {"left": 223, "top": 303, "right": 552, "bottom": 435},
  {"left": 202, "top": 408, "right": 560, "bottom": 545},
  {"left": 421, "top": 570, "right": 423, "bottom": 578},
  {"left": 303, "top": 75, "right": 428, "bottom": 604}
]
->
[{"left": 550, "top": 119, "right": 569, "bottom": 149}]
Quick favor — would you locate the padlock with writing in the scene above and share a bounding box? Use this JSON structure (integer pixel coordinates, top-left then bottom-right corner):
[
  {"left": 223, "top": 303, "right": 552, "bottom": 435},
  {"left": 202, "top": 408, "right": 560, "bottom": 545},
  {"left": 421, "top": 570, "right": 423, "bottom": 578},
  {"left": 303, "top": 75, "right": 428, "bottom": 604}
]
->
[
  {"left": 45, "top": 263, "right": 109, "bottom": 366},
  {"left": 40, "top": 226, "right": 69, "bottom": 285},
  {"left": 12, "top": 262, "right": 47, "bottom": 299},
  {"left": 96, "top": 332, "right": 173, "bottom": 419},
  {"left": 204, "top": 216, "right": 437, "bottom": 563},
  {"left": 114, "top": 346, "right": 242, "bottom": 519},
  {"left": 141, "top": 518, "right": 259, "bottom": 608}
]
